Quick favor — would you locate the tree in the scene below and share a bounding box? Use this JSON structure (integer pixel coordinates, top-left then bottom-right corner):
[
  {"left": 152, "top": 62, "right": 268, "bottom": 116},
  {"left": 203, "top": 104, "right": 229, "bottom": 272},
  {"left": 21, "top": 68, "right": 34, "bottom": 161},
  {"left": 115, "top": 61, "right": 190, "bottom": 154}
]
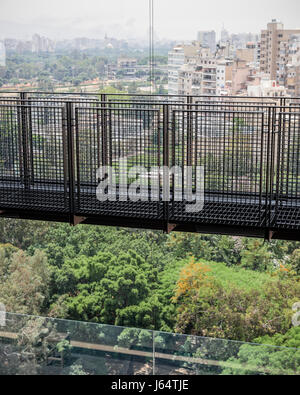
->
[
  {"left": 289, "top": 249, "right": 300, "bottom": 274},
  {"left": 167, "top": 233, "right": 241, "bottom": 266},
  {"left": 240, "top": 239, "right": 273, "bottom": 271},
  {"left": 0, "top": 316, "right": 59, "bottom": 375},
  {"left": 0, "top": 246, "right": 50, "bottom": 315},
  {"left": 174, "top": 258, "right": 300, "bottom": 342},
  {"left": 222, "top": 327, "right": 300, "bottom": 375},
  {"left": 50, "top": 250, "right": 162, "bottom": 329},
  {"left": 0, "top": 219, "right": 50, "bottom": 250}
]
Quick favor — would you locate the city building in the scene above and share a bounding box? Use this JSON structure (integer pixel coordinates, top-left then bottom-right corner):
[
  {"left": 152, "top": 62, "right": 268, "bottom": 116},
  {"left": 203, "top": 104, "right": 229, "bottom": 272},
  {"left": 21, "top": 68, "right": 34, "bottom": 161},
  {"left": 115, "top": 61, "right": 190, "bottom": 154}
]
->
[
  {"left": 117, "top": 58, "right": 138, "bottom": 78},
  {"left": 247, "top": 75, "right": 288, "bottom": 97},
  {"left": 32, "top": 34, "right": 55, "bottom": 53},
  {"left": 216, "top": 60, "right": 233, "bottom": 95},
  {"left": 279, "top": 34, "right": 300, "bottom": 95},
  {"left": 177, "top": 48, "right": 217, "bottom": 96},
  {"left": 197, "top": 31, "right": 216, "bottom": 53},
  {"left": 230, "top": 60, "right": 253, "bottom": 95},
  {"left": 236, "top": 43, "right": 256, "bottom": 63},
  {"left": 230, "top": 33, "right": 258, "bottom": 50},
  {"left": 168, "top": 42, "right": 201, "bottom": 95},
  {"left": 168, "top": 46, "right": 185, "bottom": 95},
  {"left": 260, "top": 19, "right": 300, "bottom": 82},
  {"left": 216, "top": 41, "right": 235, "bottom": 59}
]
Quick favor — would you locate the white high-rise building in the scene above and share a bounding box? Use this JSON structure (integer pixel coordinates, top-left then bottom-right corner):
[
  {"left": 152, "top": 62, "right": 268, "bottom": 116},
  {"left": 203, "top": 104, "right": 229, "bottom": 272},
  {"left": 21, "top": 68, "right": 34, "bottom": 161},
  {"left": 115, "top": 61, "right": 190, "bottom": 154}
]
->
[
  {"left": 168, "top": 43, "right": 201, "bottom": 95},
  {"left": 168, "top": 46, "right": 185, "bottom": 95}
]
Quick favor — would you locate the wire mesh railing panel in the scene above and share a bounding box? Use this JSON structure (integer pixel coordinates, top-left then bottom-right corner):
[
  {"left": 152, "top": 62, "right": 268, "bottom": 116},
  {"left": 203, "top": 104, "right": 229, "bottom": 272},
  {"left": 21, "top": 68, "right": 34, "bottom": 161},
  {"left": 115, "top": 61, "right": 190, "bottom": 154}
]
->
[
  {"left": 168, "top": 110, "right": 267, "bottom": 227},
  {"left": 274, "top": 112, "right": 300, "bottom": 229},
  {"left": 194, "top": 99, "right": 277, "bottom": 108},
  {"left": 0, "top": 104, "right": 22, "bottom": 183},
  {"left": 28, "top": 95, "right": 99, "bottom": 105},
  {"left": 74, "top": 106, "right": 163, "bottom": 219},
  {"left": 192, "top": 95, "right": 282, "bottom": 106},
  {"left": 192, "top": 103, "right": 276, "bottom": 132},
  {"left": 0, "top": 103, "right": 69, "bottom": 213},
  {"left": 29, "top": 106, "right": 67, "bottom": 183},
  {"left": 106, "top": 93, "right": 187, "bottom": 102},
  {"left": 27, "top": 92, "right": 99, "bottom": 101},
  {"left": 0, "top": 96, "right": 20, "bottom": 105},
  {"left": 288, "top": 103, "right": 300, "bottom": 112},
  {"left": 284, "top": 97, "right": 300, "bottom": 106},
  {"left": 0, "top": 104, "right": 32, "bottom": 211}
]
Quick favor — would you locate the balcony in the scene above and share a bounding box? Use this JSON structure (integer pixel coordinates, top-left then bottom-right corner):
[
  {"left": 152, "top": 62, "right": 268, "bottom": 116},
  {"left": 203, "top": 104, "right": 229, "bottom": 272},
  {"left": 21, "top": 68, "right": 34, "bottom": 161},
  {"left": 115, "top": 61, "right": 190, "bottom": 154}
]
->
[{"left": 0, "top": 312, "right": 299, "bottom": 375}]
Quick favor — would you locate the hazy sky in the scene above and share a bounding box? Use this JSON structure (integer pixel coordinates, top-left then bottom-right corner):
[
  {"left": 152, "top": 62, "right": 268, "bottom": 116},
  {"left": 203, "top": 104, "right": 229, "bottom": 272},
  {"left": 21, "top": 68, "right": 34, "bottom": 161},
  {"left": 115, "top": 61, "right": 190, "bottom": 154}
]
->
[{"left": 0, "top": 0, "right": 300, "bottom": 41}]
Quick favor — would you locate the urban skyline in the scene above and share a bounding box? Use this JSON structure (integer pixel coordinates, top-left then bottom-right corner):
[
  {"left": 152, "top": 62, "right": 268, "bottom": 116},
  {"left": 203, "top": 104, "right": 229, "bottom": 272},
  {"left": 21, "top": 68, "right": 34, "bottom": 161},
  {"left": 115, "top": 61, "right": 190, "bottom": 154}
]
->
[
  {"left": 167, "top": 19, "right": 300, "bottom": 97},
  {"left": 0, "top": 0, "right": 300, "bottom": 41},
  {"left": 1, "top": 19, "right": 300, "bottom": 98}
]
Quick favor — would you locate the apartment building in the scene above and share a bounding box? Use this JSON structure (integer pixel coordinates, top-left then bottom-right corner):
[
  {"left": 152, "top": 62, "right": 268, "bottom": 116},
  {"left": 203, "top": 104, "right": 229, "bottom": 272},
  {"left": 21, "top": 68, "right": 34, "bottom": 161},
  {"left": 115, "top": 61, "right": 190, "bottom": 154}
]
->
[
  {"left": 177, "top": 48, "right": 217, "bottom": 96},
  {"left": 168, "top": 42, "right": 201, "bottom": 95},
  {"left": 236, "top": 43, "right": 256, "bottom": 63},
  {"left": 260, "top": 20, "right": 300, "bottom": 82},
  {"left": 216, "top": 61, "right": 233, "bottom": 95},
  {"left": 117, "top": 58, "right": 138, "bottom": 78},
  {"left": 230, "top": 60, "right": 253, "bottom": 95},
  {"left": 169, "top": 40, "right": 235, "bottom": 96},
  {"left": 285, "top": 36, "right": 300, "bottom": 96}
]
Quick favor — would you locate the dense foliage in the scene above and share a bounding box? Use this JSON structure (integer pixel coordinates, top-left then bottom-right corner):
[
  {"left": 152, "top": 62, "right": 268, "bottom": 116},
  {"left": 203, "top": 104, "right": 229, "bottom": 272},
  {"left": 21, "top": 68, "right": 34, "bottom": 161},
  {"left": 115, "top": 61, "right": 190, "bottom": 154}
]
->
[
  {"left": 0, "top": 219, "right": 299, "bottom": 340},
  {"left": 0, "top": 51, "right": 168, "bottom": 91},
  {"left": 222, "top": 327, "right": 300, "bottom": 375},
  {"left": 1, "top": 218, "right": 300, "bottom": 373}
]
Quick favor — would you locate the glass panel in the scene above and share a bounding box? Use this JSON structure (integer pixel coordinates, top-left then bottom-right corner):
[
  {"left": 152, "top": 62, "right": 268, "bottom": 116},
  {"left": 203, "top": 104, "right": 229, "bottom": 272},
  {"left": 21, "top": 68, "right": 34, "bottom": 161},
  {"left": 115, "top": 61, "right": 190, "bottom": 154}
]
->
[{"left": 0, "top": 313, "right": 299, "bottom": 375}]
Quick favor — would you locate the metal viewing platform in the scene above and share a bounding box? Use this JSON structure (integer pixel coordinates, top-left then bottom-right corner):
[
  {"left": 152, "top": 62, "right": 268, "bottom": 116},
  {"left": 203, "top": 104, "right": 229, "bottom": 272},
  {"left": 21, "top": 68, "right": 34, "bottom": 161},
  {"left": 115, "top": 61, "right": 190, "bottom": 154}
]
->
[{"left": 0, "top": 92, "right": 299, "bottom": 241}]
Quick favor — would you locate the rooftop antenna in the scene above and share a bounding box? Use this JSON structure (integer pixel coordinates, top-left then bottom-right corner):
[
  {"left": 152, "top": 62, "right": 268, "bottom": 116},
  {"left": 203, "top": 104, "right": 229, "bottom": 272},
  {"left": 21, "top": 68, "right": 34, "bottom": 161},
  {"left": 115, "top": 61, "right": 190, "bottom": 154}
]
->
[{"left": 149, "top": 0, "right": 155, "bottom": 94}]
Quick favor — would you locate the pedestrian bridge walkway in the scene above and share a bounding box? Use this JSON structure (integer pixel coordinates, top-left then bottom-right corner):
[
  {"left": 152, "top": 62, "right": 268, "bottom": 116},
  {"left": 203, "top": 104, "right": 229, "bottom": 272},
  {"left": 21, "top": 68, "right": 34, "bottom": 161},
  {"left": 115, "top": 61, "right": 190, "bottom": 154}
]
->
[{"left": 0, "top": 92, "right": 299, "bottom": 240}]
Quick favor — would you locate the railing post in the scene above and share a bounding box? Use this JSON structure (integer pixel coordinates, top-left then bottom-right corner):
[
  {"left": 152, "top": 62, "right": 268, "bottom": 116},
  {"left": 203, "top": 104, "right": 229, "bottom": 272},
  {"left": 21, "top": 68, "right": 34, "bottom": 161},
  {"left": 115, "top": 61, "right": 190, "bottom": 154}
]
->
[
  {"left": 20, "top": 92, "right": 30, "bottom": 189},
  {"left": 273, "top": 107, "right": 282, "bottom": 229},
  {"left": 62, "top": 106, "right": 69, "bottom": 211},
  {"left": 264, "top": 105, "right": 280, "bottom": 239},
  {"left": 187, "top": 96, "right": 193, "bottom": 167},
  {"left": 264, "top": 107, "right": 275, "bottom": 231},
  {"left": 66, "top": 102, "right": 75, "bottom": 225},
  {"left": 101, "top": 94, "right": 108, "bottom": 166},
  {"left": 163, "top": 104, "right": 170, "bottom": 229},
  {"left": 280, "top": 97, "right": 287, "bottom": 108}
]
